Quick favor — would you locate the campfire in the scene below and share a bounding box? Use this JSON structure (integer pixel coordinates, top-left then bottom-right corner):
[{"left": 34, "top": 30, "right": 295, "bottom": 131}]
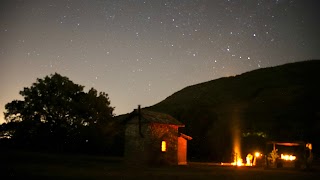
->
[{"left": 231, "top": 152, "right": 262, "bottom": 167}]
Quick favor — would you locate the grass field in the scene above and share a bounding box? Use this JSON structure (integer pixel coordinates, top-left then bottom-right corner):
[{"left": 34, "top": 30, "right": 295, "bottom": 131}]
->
[{"left": 1, "top": 150, "right": 320, "bottom": 180}]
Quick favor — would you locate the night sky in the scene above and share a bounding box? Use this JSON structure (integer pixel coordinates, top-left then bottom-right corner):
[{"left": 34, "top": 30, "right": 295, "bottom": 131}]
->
[{"left": 1, "top": 0, "right": 320, "bottom": 123}]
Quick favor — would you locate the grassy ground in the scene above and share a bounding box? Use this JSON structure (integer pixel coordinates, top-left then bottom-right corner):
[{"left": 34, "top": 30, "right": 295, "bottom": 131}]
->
[{"left": 1, "top": 150, "right": 320, "bottom": 180}]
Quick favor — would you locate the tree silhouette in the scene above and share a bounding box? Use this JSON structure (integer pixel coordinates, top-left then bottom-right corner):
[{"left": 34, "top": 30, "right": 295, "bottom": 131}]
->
[{"left": 2, "top": 73, "right": 115, "bottom": 153}]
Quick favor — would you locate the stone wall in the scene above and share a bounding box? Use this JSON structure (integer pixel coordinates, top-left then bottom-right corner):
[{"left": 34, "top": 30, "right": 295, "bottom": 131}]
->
[{"left": 124, "top": 116, "right": 179, "bottom": 166}]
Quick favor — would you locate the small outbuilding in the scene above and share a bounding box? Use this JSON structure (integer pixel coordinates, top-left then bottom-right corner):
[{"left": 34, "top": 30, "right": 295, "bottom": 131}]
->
[{"left": 123, "top": 106, "right": 192, "bottom": 166}]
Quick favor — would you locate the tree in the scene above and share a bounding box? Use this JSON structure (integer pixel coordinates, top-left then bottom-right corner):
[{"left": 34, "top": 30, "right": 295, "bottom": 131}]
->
[{"left": 2, "top": 73, "right": 115, "bottom": 153}]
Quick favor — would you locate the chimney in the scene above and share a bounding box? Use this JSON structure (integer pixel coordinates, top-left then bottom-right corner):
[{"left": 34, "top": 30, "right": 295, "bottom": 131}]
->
[{"left": 138, "top": 105, "right": 144, "bottom": 138}]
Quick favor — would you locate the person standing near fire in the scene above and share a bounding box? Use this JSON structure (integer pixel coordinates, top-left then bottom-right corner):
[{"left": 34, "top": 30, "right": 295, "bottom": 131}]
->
[{"left": 246, "top": 153, "right": 253, "bottom": 166}]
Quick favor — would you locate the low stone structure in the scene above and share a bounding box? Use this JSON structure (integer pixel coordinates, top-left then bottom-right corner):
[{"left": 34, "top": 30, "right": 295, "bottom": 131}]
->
[{"left": 123, "top": 106, "right": 192, "bottom": 166}]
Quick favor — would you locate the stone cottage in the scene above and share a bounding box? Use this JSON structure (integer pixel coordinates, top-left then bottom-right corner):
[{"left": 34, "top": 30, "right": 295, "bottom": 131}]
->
[{"left": 123, "top": 106, "right": 192, "bottom": 166}]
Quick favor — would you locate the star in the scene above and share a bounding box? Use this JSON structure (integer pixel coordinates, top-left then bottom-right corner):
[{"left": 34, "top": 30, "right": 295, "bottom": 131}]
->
[{"left": 0, "top": 0, "right": 319, "bottom": 122}]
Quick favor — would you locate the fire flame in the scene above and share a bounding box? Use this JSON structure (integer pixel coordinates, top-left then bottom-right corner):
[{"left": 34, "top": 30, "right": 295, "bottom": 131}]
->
[
  {"left": 231, "top": 154, "right": 244, "bottom": 166},
  {"left": 233, "top": 158, "right": 244, "bottom": 166}
]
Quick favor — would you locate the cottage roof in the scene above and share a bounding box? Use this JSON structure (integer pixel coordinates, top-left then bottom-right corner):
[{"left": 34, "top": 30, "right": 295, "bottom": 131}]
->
[
  {"left": 118, "top": 109, "right": 184, "bottom": 127},
  {"left": 140, "top": 110, "right": 184, "bottom": 127}
]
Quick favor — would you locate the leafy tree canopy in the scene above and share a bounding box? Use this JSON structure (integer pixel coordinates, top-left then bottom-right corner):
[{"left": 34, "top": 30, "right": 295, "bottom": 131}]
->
[{"left": 2, "top": 73, "right": 115, "bottom": 153}]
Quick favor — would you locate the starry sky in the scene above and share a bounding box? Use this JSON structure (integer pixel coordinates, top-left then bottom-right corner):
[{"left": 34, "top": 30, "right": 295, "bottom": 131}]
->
[{"left": 1, "top": 0, "right": 320, "bottom": 124}]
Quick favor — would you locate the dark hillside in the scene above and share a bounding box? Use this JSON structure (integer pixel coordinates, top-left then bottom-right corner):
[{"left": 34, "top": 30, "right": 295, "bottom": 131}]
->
[{"left": 146, "top": 60, "right": 320, "bottom": 161}]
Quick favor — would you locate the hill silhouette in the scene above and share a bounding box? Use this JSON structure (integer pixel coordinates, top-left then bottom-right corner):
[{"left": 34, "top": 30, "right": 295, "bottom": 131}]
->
[{"left": 146, "top": 60, "right": 320, "bottom": 162}]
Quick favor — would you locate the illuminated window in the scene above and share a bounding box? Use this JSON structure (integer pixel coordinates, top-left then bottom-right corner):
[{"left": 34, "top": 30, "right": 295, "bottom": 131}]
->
[{"left": 161, "top": 140, "right": 166, "bottom": 152}]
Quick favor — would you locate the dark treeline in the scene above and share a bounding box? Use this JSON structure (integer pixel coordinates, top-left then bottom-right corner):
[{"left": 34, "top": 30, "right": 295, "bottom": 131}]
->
[{"left": 0, "top": 73, "right": 123, "bottom": 156}]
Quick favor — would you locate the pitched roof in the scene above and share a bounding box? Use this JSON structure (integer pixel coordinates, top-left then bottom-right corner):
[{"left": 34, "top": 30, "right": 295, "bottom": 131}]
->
[
  {"left": 118, "top": 109, "right": 184, "bottom": 127},
  {"left": 140, "top": 110, "right": 184, "bottom": 126}
]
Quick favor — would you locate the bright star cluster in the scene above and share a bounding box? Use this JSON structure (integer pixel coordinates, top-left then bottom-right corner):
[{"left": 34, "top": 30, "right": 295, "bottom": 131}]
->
[{"left": 0, "top": 0, "right": 319, "bottom": 123}]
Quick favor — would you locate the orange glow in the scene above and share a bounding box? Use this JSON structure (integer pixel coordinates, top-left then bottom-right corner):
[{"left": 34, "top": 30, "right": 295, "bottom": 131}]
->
[
  {"left": 232, "top": 144, "right": 243, "bottom": 166},
  {"left": 161, "top": 141, "right": 166, "bottom": 152},
  {"left": 231, "top": 152, "right": 262, "bottom": 167},
  {"left": 246, "top": 154, "right": 253, "bottom": 166},
  {"left": 231, "top": 141, "right": 244, "bottom": 166},
  {"left": 231, "top": 111, "right": 242, "bottom": 166},
  {"left": 232, "top": 158, "right": 244, "bottom": 166},
  {"left": 236, "top": 158, "right": 243, "bottom": 166},
  {"left": 255, "top": 152, "right": 261, "bottom": 157},
  {"left": 306, "top": 143, "right": 312, "bottom": 150},
  {"left": 280, "top": 154, "right": 296, "bottom": 161}
]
